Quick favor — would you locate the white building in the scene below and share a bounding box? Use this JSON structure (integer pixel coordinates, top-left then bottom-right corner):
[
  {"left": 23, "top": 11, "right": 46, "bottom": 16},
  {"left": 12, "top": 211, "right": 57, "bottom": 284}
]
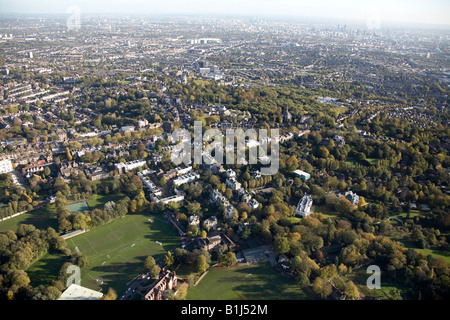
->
[
  {"left": 296, "top": 194, "right": 313, "bottom": 217},
  {"left": 188, "top": 215, "right": 200, "bottom": 226},
  {"left": 226, "top": 177, "right": 242, "bottom": 191},
  {"left": 203, "top": 216, "right": 218, "bottom": 230},
  {"left": 0, "top": 159, "right": 13, "bottom": 174},
  {"left": 226, "top": 169, "right": 236, "bottom": 178},
  {"left": 248, "top": 198, "right": 260, "bottom": 209},
  {"left": 173, "top": 172, "right": 200, "bottom": 187},
  {"left": 293, "top": 169, "right": 311, "bottom": 181},
  {"left": 344, "top": 191, "right": 360, "bottom": 205},
  {"left": 158, "top": 195, "right": 185, "bottom": 204},
  {"left": 137, "top": 119, "right": 149, "bottom": 128},
  {"left": 120, "top": 126, "right": 135, "bottom": 133},
  {"left": 138, "top": 172, "right": 162, "bottom": 196},
  {"left": 225, "top": 204, "right": 237, "bottom": 219},
  {"left": 114, "top": 159, "right": 146, "bottom": 174},
  {"left": 176, "top": 166, "right": 193, "bottom": 176},
  {"left": 59, "top": 284, "right": 103, "bottom": 300}
]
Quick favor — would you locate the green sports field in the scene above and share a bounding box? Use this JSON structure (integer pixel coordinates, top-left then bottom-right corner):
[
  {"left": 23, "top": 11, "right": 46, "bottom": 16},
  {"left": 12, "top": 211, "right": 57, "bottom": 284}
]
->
[
  {"left": 0, "top": 206, "right": 58, "bottom": 232},
  {"left": 65, "top": 213, "right": 180, "bottom": 293},
  {"left": 186, "top": 264, "right": 311, "bottom": 300}
]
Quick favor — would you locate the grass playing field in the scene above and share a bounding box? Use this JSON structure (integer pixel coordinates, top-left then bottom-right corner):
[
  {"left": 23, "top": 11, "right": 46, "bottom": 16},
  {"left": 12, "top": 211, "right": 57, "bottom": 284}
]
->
[
  {"left": 185, "top": 264, "right": 311, "bottom": 300},
  {"left": 65, "top": 213, "right": 180, "bottom": 293},
  {"left": 27, "top": 252, "right": 71, "bottom": 287},
  {"left": 0, "top": 206, "right": 58, "bottom": 232}
]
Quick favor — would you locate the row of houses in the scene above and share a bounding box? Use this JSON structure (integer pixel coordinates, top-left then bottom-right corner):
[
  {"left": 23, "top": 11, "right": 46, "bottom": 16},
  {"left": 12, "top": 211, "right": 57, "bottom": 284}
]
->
[
  {"left": 226, "top": 169, "right": 260, "bottom": 209},
  {"left": 210, "top": 188, "right": 237, "bottom": 220}
]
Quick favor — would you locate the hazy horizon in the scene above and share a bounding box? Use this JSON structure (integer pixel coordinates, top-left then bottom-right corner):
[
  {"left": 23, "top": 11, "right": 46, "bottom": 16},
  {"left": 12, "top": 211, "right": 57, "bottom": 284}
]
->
[{"left": 1, "top": 0, "right": 449, "bottom": 27}]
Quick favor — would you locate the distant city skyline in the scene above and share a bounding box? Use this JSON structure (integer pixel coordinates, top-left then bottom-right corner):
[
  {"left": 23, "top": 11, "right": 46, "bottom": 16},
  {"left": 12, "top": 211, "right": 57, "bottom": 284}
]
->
[{"left": 0, "top": 0, "right": 449, "bottom": 27}]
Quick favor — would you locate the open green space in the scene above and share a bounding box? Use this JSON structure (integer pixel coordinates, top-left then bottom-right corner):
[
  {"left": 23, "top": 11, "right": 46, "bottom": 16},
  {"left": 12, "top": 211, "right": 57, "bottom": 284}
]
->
[
  {"left": 400, "top": 240, "right": 450, "bottom": 264},
  {"left": 345, "top": 157, "right": 379, "bottom": 167},
  {"left": 394, "top": 210, "right": 423, "bottom": 219},
  {"left": 65, "top": 213, "right": 180, "bottom": 293},
  {"left": 388, "top": 231, "right": 450, "bottom": 265},
  {"left": 312, "top": 205, "right": 339, "bottom": 219},
  {"left": 186, "top": 264, "right": 311, "bottom": 300},
  {"left": 0, "top": 206, "right": 58, "bottom": 232},
  {"left": 87, "top": 193, "right": 126, "bottom": 210},
  {"left": 349, "top": 269, "right": 406, "bottom": 300},
  {"left": 175, "top": 263, "right": 198, "bottom": 279},
  {"left": 363, "top": 158, "right": 379, "bottom": 165},
  {"left": 26, "top": 252, "right": 71, "bottom": 287}
]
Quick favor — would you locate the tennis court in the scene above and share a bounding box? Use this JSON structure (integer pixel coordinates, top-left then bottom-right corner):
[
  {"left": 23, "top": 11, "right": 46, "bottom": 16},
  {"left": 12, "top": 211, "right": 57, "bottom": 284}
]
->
[{"left": 67, "top": 201, "right": 91, "bottom": 214}]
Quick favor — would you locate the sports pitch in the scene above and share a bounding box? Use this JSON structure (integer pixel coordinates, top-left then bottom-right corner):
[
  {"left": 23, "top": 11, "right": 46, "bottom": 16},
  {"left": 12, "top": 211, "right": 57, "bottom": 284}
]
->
[
  {"left": 65, "top": 213, "right": 180, "bottom": 293},
  {"left": 186, "top": 264, "right": 311, "bottom": 300}
]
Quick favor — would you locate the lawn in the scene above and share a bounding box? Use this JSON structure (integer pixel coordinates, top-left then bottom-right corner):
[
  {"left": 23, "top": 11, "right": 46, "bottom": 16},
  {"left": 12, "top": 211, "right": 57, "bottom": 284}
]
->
[
  {"left": 388, "top": 231, "right": 450, "bottom": 265},
  {"left": 394, "top": 210, "right": 423, "bottom": 219},
  {"left": 87, "top": 193, "right": 126, "bottom": 210},
  {"left": 345, "top": 157, "right": 378, "bottom": 167},
  {"left": 364, "top": 158, "right": 379, "bottom": 166},
  {"left": 349, "top": 269, "right": 406, "bottom": 300},
  {"left": 401, "top": 240, "right": 450, "bottom": 264},
  {"left": 65, "top": 213, "right": 180, "bottom": 293},
  {"left": 312, "top": 205, "right": 339, "bottom": 219},
  {"left": 186, "top": 264, "right": 311, "bottom": 300},
  {"left": 26, "top": 252, "right": 71, "bottom": 287},
  {"left": 0, "top": 206, "right": 58, "bottom": 232}
]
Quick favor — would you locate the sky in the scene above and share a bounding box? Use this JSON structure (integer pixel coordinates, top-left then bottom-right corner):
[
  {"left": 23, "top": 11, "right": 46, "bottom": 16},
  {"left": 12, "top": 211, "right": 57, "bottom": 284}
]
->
[{"left": 1, "top": 0, "right": 449, "bottom": 26}]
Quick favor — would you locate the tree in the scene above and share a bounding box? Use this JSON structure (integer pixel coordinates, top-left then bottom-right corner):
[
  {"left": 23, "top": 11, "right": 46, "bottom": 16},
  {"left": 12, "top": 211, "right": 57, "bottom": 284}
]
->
[
  {"left": 71, "top": 253, "right": 89, "bottom": 268},
  {"left": 274, "top": 237, "right": 290, "bottom": 255},
  {"left": 72, "top": 213, "right": 88, "bottom": 230},
  {"left": 358, "top": 196, "right": 367, "bottom": 208},
  {"left": 209, "top": 175, "right": 220, "bottom": 187},
  {"left": 312, "top": 277, "right": 332, "bottom": 299},
  {"left": 219, "top": 252, "right": 237, "bottom": 268},
  {"left": 319, "top": 264, "right": 338, "bottom": 280},
  {"left": 318, "top": 146, "right": 330, "bottom": 158},
  {"left": 10, "top": 270, "right": 30, "bottom": 288},
  {"left": 144, "top": 256, "right": 156, "bottom": 271},
  {"left": 165, "top": 251, "right": 174, "bottom": 267},
  {"left": 44, "top": 166, "right": 51, "bottom": 177},
  {"left": 66, "top": 147, "right": 73, "bottom": 161},
  {"left": 291, "top": 252, "right": 320, "bottom": 277},
  {"left": 168, "top": 283, "right": 188, "bottom": 300},
  {"left": 101, "top": 288, "right": 117, "bottom": 300},
  {"left": 45, "top": 286, "right": 62, "bottom": 300},
  {"left": 187, "top": 224, "right": 200, "bottom": 238},
  {"left": 197, "top": 254, "right": 209, "bottom": 273},
  {"left": 411, "top": 229, "right": 424, "bottom": 242},
  {"left": 187, "top": 202, "right": 201, "bottom": 216},
  {"left": 344, "top": 281, "right": 360, "bottom": 300},
  {"left": 147, "top": 264, "right": 160, "bottom": 279},
  {"left": 159, "top": 176, "right": 167, "bottom": 187}
]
